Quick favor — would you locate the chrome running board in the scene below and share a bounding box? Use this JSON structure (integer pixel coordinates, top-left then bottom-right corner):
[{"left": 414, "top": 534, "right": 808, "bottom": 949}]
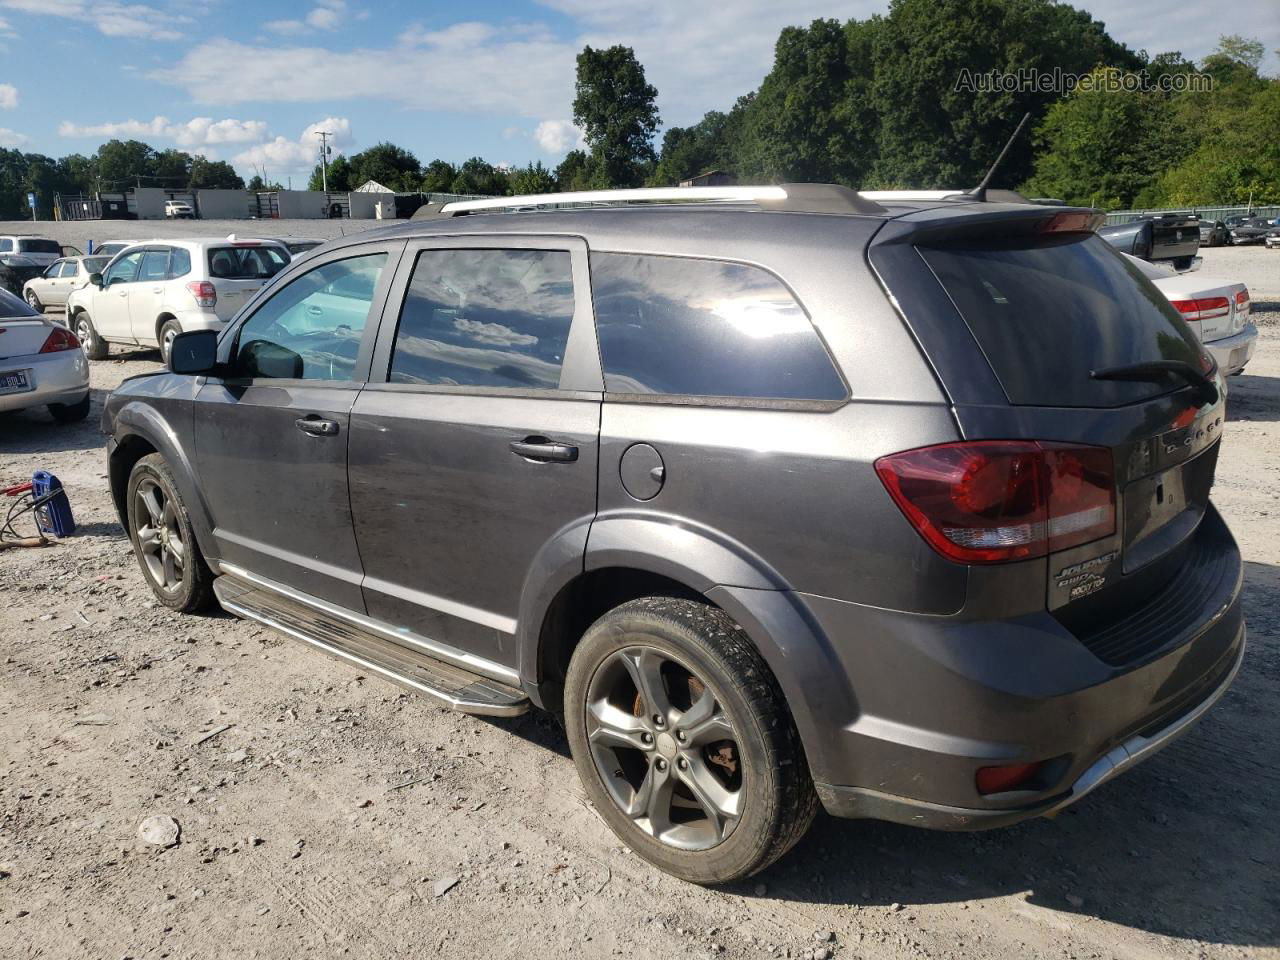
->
[{"left": 213, "top": 575, "right": 529, "bottom": 717}]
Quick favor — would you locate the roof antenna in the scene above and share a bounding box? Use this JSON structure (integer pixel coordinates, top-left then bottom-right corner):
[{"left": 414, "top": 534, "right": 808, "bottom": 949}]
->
[{"left": 967, "top": 112, "right": 1032, "bottom": 202}]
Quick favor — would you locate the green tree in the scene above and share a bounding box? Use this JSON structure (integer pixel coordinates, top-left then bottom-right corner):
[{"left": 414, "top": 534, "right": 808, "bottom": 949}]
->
[
  {"left": 95, "top": 139, "right": 157, "bottom": 187},
  {"left": 188, "top": 156, "right": 244, "bottom": 190},
  {"left": 151, "top": 148, "right": 191, "bottom": 185},
  {"left": 572, "top": 45, "right": 660, "bottom": 187},
  {"left": 554, "top": 149, "right": 592, "bottom": 191},
  {"left": 421, "top": 159, "right": 458, "bottom": 193},
  {"left": 347, "top": 142, "right": 420, "bottom": 192},
  {"left": 509, "top": 161, "right": 557, "bottom": 195},
  {"left": 650, "top": 110, "right": 736, "bottom": 185},
  {"left": 308, "top": 153, "right": 352, "bottom": 192}
]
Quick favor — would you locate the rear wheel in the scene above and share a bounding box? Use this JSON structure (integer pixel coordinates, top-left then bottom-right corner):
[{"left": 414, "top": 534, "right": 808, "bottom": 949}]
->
[
  {"left": 564, "top": 597, "right": 817, "bottom": 884},
  {"left": 158, "top": 319, "right": 181, "bottom": 364},
  {"left": 126, "top": 454, "right": 214, "bottom": 612},
  {"left": 73, "top": 311, "right": 108, "bottom": 360},
  {"left": 48, "top": 394, "right": 90, "bottom": 423}
]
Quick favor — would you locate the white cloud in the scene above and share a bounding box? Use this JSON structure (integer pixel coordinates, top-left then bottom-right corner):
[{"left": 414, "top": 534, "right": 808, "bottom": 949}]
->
[
  {"left": 0, "top": 84, "right": 16, "bottom": 109},
  {"left": 533, "top": 119, "right": 584, "bottom": 154},
  {"left": 0, "top": 126, "right": 28, "bottom": 146},
  {"left": 0, "top": 0, "right": 191, "bottom": 41},
  {"left": 232, "top": 117, "right": 353, "bottom": 176},
  {"left": 266, "top": 0, "right": 350, "bottom": 35},
  {"left": 57, "top": 115, "right": 269, "bottom": 148}
]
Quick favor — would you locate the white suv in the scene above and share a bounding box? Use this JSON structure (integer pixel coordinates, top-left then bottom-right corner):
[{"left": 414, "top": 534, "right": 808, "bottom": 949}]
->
[{"left": 66, "top": 238, "right": 290, "bottom": 361}]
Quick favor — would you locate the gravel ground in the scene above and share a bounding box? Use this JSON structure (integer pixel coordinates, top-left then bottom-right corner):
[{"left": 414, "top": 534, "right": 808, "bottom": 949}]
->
[{"left": 1, "top": 303, "right": 1278, "bottom": 958}]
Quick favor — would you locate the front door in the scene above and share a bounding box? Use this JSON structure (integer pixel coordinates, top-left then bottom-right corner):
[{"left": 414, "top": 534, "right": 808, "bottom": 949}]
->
[
  {"left": 348, "top": 237, "right": 603, "bottom": 667},
  {"left": 193, "top": 243, "right": 401, "bottom": 610},
  {"left": 129, "top": 247, "right": 173, "bottom": 344},
  {"left": 94, "top": 249, "right": 143, "bottom": 341}
]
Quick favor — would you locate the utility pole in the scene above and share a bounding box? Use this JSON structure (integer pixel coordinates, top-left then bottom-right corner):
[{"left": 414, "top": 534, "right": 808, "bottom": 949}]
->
[{"left": 317, "top": 131, "right": 334, "bottom": 192}]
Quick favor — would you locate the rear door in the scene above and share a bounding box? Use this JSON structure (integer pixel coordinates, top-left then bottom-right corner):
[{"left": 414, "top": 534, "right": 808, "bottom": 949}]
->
[
  {"left": 205, "top": 243, "right": 289, "bottom": 321},
  {"left": 347, "top": 236, "right": 602, "bottom": 669},
  {"left": 873, "top": 218, "right": 1225, "bottom": 618},
  {"left": 193, "top": 241, "right": 402, "bottom": 610}
]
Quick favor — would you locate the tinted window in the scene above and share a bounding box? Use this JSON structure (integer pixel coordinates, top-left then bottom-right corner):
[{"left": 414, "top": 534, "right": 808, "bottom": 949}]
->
[
  {"left": 0, "top": 286, "right": 39, "bottom": 317},
  {"left": 919, "top": 234, "right": 1205, "bottom": 408},
  {"left": 389, "top": 248, "right": 574, "bottom": 390},
  {"left": 19, "top": 239, "right": 59, "bottom": 254},
  {"left": 167, "top": 247, "right": 191, "bottom": 279},
  {"left": 0, "top": 239, "right": 12, "bottom": 252},
  {"left": 104, "top": 251, "right": 143, "bottom": 286},
  {"left": 208, "top": 245, "right": 287, "bottom": 280},
  {"left": 83, "top": 257, "right": 110, "bottom": 275},
  {"left": 590, "top": 253, "right": 845, "bottom": 400},
  {"left": 139, "top": 249, "right": 170, "bottom": 282},
  {"left": 234, "top": 253, "right": 387, "bottom": 381}
]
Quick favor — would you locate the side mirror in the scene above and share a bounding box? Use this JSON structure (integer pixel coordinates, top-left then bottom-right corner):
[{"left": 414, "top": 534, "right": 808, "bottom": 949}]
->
[
  {"left": 88, "top": 272, "right": 103, "bottom": 288},
  {"left": 239, "top": 339, "right": 303, "bottom": 379},
  {"left": 169, "top": 329, "right": 219, "bottom": 375}
]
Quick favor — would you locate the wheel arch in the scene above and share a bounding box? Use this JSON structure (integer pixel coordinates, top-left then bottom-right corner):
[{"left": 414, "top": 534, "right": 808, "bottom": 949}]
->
[{"left": 154, "top": 312, "right": 179, "bottom": 344}]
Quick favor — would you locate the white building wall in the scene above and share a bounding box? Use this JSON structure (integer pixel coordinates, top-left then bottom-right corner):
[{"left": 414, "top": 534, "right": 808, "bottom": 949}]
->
[{"left": 196, "top": 190, "right": 250, "bottom": 219}]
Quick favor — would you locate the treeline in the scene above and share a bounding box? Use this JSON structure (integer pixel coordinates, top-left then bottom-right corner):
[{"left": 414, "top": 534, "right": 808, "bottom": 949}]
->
[
  {"left": 303, "top": 144, "right": 557, "bottom": 196},
  {"left": 0, "top": 140, "right": 243, "bottom": 218}
]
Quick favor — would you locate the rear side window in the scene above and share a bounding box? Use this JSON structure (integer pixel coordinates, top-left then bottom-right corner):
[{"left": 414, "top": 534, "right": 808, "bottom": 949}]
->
[
  {"left": 19, "top": 239, "right": 59, "bottom": 254},
  {"left": 919, "top": 235, "right": 1203, "bottom": 408},
  {"left": 208, "top": 245, "right": 287, "bottom": 280},
  {"left": 590, "top": 253, "right": 845, "bottom": 401},
  {"left": 388, "top": 248, "right": 574, "bottom": 390},
  {"left": 167, "top": 247, "right": 191, "bottom": 279}
]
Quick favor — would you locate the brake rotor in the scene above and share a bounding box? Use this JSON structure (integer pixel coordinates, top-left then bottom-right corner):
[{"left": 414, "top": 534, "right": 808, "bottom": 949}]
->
[{"left": 633, "top": 673, "right": 737, "bottom": 777}]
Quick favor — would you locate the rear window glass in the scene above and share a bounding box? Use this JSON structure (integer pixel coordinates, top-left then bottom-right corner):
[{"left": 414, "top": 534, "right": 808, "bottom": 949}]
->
[
  {"left": 207, "top": 245, "right": 287, "bottom": 280},
  {"left": 919, "top": 235, "right": 1204, "bottom": 408},
  {"left": 590, "top": 253, "right": 845, "bottom": 401},
  {"left": 19, "top": 239, "right": 60, "bottom": 254},
  {"left": 0, "top": 286, "right": 39, "bottom": 317}
]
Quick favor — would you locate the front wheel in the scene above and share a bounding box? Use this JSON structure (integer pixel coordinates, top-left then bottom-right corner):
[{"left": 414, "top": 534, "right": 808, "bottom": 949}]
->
[
  {"left": 73, "top": 311, "right": 109, "bottom": 360},
  {"left": 126, "top": 454, "right": 215, "bottom": 612},
  {"left": 25, "top": 288, "right": 42, "bottom": 311},
  {"left": 564, "top": 597, "right": 818, "bottom": 884}
]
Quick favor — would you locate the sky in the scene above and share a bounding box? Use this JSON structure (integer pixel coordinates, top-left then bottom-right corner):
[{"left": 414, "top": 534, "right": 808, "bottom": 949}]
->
[{"left": 0, "top": 0, "right": 1276, "bottom": 183}]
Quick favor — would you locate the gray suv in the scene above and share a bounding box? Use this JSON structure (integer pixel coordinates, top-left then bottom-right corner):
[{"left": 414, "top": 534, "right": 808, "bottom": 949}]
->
[{"left": 103, "top": 185, "right": 1245, "bottom": 884}]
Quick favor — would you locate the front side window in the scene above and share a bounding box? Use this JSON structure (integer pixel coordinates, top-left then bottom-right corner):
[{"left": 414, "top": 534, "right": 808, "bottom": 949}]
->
[
  {"left": 590, "top": 253, "right": 845, "bottom": 401},
  {"left": 388, "top": 248, "right": 575, "bottom": 390},
  {"left": 139, "top": 249, "right": 170, "bottom": 282},
  {"left": 104, "top": 251, "right": 143, "bottom": 286},
  {"left": 232, "top": 252, "right": 388, "bottom": 381}
]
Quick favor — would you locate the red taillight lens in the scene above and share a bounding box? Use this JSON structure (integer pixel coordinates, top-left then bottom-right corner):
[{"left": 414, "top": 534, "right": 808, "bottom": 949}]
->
[
  {"left": 187, "top": 280, "right": 216, "bottom": 308},
  {"left": 875, "top": 441, "right": 1116, "bottom": 564},
  {"left": 38, "top": 326, "right": 81, "bottom": 353},
  {"left": 1171, "top": 296, "right": 1230, "bottom": 321},
  {"left": 976, "top": 762, "right": 1043, "bottom": 795}
]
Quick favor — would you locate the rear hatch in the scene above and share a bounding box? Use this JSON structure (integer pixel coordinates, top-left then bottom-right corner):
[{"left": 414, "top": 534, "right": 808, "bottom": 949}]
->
[
  {"left": 205, "top": 243, "right": 289, "bottom": 321},
  {"left": 870, "top": 207, "right": 1227, "bottom": 658},
  {"left": 1147, "top": 213, "right": 1200, "bottom": 263}
]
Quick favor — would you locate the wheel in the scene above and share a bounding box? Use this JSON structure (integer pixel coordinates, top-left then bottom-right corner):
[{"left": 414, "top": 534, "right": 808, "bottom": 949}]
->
[
  {"left": 73, "top": 311, "right": 109, "bottom": 360},
  {"left": 48, "top": 394, "right": 90, "bottom": 423},
  {"left": 158, "top": 319, "right": 181, "bottom": 364},
  {"left": 564, "top": 597, "right": 818, "bottom": 884},
  {"left": 126, "top": 453, "right": 215, "bottom": 612},
  {"left": 25, "top": 288, "right": 42, "bottom": 311}
]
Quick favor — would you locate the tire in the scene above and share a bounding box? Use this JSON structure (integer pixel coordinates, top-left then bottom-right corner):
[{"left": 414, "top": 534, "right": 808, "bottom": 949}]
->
[
  {"left": 564, "top": 597, "right": 818, "bottom": 884},
  {"left": 25, "top": 288, "right": 42, "bottom": 311},
  {"left": 48, "top": 394, "right": 90, "bottom": 423},
  {"left": 125, "top": 453, "right": 215, "bottom": 613},
  {"left": 73, "top": 311, "right": 108, "bottom": 360},
  {"left": 158, "top": 319, "right": 181, "bottom": 364}
]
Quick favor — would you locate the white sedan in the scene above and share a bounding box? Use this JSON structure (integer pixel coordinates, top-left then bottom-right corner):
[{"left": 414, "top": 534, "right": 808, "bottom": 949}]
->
[
  {"left": 21, "top": 255, "right": 113, "bottom": 312},
  {"left": 1126, "top": 255, "right": 1257, "bottom": 376},
  {"left": 0, "top": 288, "right": 90, "bottom": 422}
]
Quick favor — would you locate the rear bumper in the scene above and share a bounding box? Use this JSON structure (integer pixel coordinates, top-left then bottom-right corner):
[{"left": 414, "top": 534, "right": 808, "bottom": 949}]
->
[
  {"left": 0, "top": 349, "right": 89, "bottom": 412},
  {"left": 1205, "top": 323, "right": 1257, "bottom": 376},
  {"left": 796, "top": 505, "right": 1245, "bottom": 828}
]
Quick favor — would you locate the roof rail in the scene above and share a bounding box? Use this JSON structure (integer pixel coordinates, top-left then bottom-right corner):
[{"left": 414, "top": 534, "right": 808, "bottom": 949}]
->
[
  {"left": 860, "top": 188, "right": 1032, "bottom": 204},
  {"left": 435, "top": 183, "right": 886, "bottom": 217}
]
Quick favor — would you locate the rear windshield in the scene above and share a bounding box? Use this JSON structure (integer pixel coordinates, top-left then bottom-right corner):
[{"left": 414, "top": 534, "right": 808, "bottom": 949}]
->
[
  {"left": 207, "top": 245, "right": 287, "bottom": 280},
  {"left": 19, "top": 239, "right": 60, "bottom": 254},
  {"left": 83, "top": 256, "right": 111, "bottom": 274},
  {"left": 919, "top": 234, "right": 1204, "bottom": 407}
]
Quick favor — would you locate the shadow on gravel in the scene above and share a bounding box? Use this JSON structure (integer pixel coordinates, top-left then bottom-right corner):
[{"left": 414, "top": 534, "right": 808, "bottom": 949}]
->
[
  {"left": 72, "top": 520, "right": 127, "bottom": 538},
  {"left": 0, "top": 387, "right": 109, "bottom": 453},
  {"left": 1227, "top": 374, "right": 1280, "bottom": 422}
]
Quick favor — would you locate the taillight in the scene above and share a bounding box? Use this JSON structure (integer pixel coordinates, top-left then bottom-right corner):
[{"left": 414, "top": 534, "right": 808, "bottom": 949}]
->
[
  {"left": 875, "top": 441, "right": 1116, "bottom": 564},
  {"left": 39, "top": 326, "right": 81, "bottom": 353},
  {"left": 976, "top": 762, "right": 1043, "bottom": 795},
  {"left": 187, "top": 280, "right": 216, "bottom": 308},
  {"left": 1170, "top": 296, "right": 1230, "bottom": 321}
]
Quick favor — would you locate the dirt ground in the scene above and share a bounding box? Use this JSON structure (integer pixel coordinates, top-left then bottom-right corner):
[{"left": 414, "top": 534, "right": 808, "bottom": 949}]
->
[{"left": 1, "top": 254, "right": 1278, "bottom": 959}]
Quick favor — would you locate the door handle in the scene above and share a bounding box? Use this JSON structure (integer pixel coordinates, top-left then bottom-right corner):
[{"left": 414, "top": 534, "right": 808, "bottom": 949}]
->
[
  {"left": 509, "top": 436, "right": 578, "bottom": 463},
  {"left": 296, "top": 417, "right": 340, "bottom": 437}
]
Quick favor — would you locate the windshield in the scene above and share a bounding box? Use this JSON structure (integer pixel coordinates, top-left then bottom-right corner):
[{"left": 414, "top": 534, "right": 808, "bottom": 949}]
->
[
  {"left": 919, "top": 233, "right": 1204, "bottom": 408},
  {"left": 207, "top": 245, "right": 288, "bottom": 280},
  {"left": 19, "top": 239, "right": 60, "bottom": 254}
]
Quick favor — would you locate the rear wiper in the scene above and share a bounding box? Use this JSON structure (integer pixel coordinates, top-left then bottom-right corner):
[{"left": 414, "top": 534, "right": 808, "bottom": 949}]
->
[{"left": 1091, "top": 360, "right": 1218, "bottom": 405}]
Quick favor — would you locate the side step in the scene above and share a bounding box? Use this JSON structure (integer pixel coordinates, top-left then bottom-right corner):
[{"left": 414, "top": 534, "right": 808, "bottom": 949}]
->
[{"left": 213, "top": 576, "right": 530, "bottom": 717}]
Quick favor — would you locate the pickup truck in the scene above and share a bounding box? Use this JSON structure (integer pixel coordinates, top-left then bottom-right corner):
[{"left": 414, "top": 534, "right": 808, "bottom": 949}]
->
[{"left": 1097, "top": 212, "right": 1200, "bottom": 271}]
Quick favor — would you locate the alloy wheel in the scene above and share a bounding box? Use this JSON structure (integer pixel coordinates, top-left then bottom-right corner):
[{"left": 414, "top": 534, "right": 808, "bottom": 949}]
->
[
  {"left": 133, "top": 478, "right": 186, "bottom": 593},
  {"left": 161, "top": 326, "right": 178, "bottom": 363},
  {"left": 76, "top": 317, "right": 93, "bottom": 353},
  {"left": 585, "top": 646, "right": 743, "bottom": 851},
  {"left": 25, "top": 290, "right": 39, "bottom": 309}
]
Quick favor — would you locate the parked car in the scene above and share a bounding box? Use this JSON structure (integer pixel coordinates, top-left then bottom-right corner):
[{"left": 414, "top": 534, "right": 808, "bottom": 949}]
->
[
  {"left": 165, "top": 200, "right": 195, "bottom": 219},
  {"left": 90, "top": 240, "right": 136, "bottom": 258},
  {"left": 103, "top": 186, "right": 1244, "bottom": 884},
  {"left": 21, "top": 255, "right": 112, "bottom": 312},
  {"left": 0, "top": 286, "right": 90, "bottom": 422},
  {"left": 0, "top": 255, "right": 47, "bottom": 296},
  {"left": 1125, "top": 254, "right": 1256, "bottom": 376},
  {"left": 1223, "top": 214, "right": 1248, "bottom": 230},
  {"left": 0, "top": 235, "right": 64, "bottom": 266},
  {"left": 1197, "top": 219, "right": 1230, "bottom": 247},
  {"left": 1097, "top": 212, "right": 1200, "bottom": 270},
  {"left": 1231, "top": 217, "right": 1280, "bottom": 244},
  {"left": 67, "top": 238, "right": 290, "bottom": 362},
  {"left": 1265, "top": 226, "right": 1280, "bottom": 250}
]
